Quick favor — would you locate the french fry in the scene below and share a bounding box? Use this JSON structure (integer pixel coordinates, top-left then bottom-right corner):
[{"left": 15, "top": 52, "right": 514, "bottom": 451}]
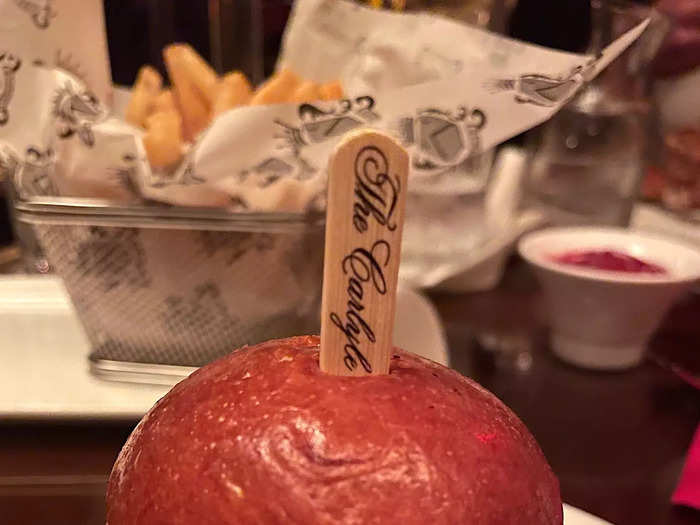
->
[
  {"left": 153, "top": 89, "right": 176, "bottom": 113},
  {"left": 319, "top": 80, "right": 344, "bottom": 101},
  {"left": 143, "top": 110, "right": 184, "bottom": 169},
  {"left": 144, "top": 109, "right": 178, "bottom": 130},
  {"left": 164, "top": 45, "right": 211, "bottom": 141},
  {"left": 133, "top": 44, "right": 342, "bottom": 174},
  {"left": 125, "top": 65, "right": 162, "bottom": 128},
  {"left": 179, "top": 44, "right": 220, "bottom": 106},
  {"left": 291, "top": 80, "right": 322, "bottom": 103},
  {"left": 212, "top": 71, "right": 253, "bottom": 117},
  {"left": 249, "top": 69, "right": 301, "bottom": 106}
]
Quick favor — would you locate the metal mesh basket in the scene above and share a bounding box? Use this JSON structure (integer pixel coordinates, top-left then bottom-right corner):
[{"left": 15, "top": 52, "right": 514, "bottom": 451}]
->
[{"left": 15, "top": 198, "right": 324, "bottom": 373}]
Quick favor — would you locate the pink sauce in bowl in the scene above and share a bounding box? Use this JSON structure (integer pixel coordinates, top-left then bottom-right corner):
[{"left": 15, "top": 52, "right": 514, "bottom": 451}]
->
[{"left": 551, "top": 250, "right": 667, "bottom": 275}]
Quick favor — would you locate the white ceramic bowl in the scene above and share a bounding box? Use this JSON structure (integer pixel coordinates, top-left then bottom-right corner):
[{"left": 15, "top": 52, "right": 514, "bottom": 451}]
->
[{"left": 519, "top": 227, "right": 700, "bottom": 370}]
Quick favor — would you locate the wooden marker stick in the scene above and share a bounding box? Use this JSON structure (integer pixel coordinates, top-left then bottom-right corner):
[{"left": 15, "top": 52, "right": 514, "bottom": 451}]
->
[{"left": 320, "top": 129, "right": 409, "bottom": 376}]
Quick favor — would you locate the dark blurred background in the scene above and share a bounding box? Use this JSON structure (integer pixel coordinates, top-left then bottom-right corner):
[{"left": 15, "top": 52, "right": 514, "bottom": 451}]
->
[
  {"left": 102, "top": 0, "right": 605, "bottom": 87},
  {"left": 103, "top": 0, "right": 293, "bottom": 85},
  {"left": 102, "top": 0, "right": 664, "bottom": 88}
]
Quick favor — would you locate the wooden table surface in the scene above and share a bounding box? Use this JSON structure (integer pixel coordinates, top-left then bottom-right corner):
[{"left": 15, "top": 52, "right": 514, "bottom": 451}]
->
[{"left": 1, "top": 261, "right": 699, "bottom": 525}]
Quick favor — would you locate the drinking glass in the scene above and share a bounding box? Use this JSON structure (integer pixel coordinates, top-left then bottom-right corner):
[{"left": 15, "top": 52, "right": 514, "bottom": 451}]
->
[{"left": 523, "top": 0, "right": 669, "bottom": 227}]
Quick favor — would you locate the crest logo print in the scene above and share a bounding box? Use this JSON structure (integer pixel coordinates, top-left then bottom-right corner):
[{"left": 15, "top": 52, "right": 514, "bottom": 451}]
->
[
  {"left": 486, "top": 57, "right": 600, "bottom": 107},
  {"left": 397, "top": 105, "right": 486, "bottom": 177},
  {"left": 15, "top": 0, "right": 54, "bottom": 29},
  {"left": 0, "top": 52, "right": 21, "bottom": 126},
  {"left": 275, "top": 96, "right": 380, "bottom": 155}
]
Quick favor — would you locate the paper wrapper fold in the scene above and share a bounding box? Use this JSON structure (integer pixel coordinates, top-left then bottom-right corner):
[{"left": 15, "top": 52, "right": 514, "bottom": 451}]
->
[{"left": 0, "top": 0, "right": 648, "bottom": 212}]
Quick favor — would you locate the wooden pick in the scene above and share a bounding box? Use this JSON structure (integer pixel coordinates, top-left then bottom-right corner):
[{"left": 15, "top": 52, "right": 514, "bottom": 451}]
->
[{"left": 320, "top": 129, "right": 409, "bottom": 376}]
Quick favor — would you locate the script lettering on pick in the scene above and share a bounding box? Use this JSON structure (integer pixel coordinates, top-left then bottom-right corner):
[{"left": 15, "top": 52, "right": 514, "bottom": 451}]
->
[
  {"left": 352, "top": 146, "right": 400, "bottom": 234},
  {"left": 321, "top": 131, "right": 409, "bottom": 376}
]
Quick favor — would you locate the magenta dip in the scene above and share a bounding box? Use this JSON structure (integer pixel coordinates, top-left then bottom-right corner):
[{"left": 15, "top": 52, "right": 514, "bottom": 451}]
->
[{"left": 551, "top": 250, "right": 667, "bottom": 274}]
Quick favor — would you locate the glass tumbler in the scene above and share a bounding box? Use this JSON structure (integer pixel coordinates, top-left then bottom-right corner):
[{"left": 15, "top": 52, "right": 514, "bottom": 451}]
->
[{"left": 523, "top": 0, "right": 669, "bottom": 227}]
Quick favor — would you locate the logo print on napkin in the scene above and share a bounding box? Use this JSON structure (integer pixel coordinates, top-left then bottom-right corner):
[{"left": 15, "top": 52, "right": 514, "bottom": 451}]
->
[
  {"left": 0, "top": 146, "right": 17, "bottom": 180},
  {"left": 14, "top": 0, "right": 54, "bottom": 29},
  {"left": 33, "top": 51, "right": 87, "bottom": 86},
  {"left": 237, "top": 155, "right": 316, "bottom": 190},
  {"left": 0, "top": 52, "right": 21, "bottom": 126},
  {"left": 149, "top": 160, "right": 205, "bottom": 189},
  {"left": 397, "top": 106, "right": 485, "bottom": 177},
  {"left": 106, "top": 153, "right": 142, "bottom": 197},
  {"left": 275, "top": 96, "right": 380, "bottom": 154},
  {"left": 20, "top": 146, "right": 57, "bottom": 196},
  {"left": 52, "top": 82, "right": 105, "bottom": 147},
  {"left": 485, "top": 57, "right": 600, "bottom": 107},
  {"left": 2, "top": 146, "right": 58, "bottom": 198}
]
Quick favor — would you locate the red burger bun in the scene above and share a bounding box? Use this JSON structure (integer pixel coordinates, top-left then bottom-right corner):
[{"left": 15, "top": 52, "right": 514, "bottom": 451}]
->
[{"left": 107, "top": 336, "right": 562, "bottom": 524}]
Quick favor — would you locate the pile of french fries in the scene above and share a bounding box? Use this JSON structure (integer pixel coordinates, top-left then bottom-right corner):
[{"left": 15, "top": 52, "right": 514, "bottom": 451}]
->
[{"left": 125, "top": 44, "right": 344, "bottom": 170}]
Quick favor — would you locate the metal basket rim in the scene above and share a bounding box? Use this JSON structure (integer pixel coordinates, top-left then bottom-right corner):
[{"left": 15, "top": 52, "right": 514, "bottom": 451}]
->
[{"left": 14, "top": 197, "right": 325, "bottom": 232}]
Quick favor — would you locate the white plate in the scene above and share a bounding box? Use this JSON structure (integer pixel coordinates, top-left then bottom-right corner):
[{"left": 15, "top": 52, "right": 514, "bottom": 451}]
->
[
  {"left": 0, "top": 276, "right": 448, "bottom": 420},
  {"left": 0, "top": 276, "right": 610, "bottom": 523},
  {"left": 563, "top": 504, "right": 612, "bottom": 524}
]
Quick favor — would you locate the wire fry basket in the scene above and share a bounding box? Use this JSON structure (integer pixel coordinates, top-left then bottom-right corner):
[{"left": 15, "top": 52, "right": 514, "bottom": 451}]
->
[{"left": 14, "top": 198, "right": 324, "bottom": 381}]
